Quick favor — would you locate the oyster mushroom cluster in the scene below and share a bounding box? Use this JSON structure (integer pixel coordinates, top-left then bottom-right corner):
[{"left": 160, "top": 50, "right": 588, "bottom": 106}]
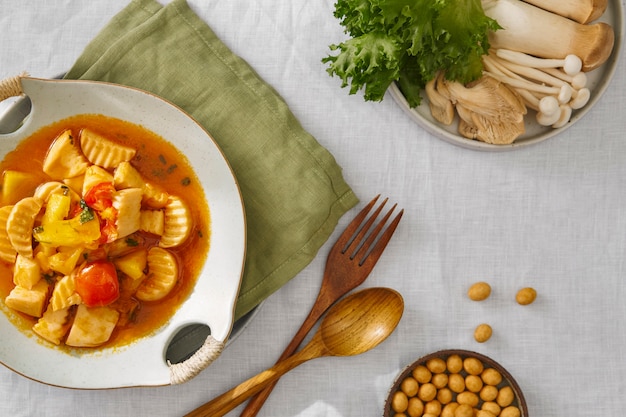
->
[{"left": 426, "top": 72, "right": 527, "bottom": 145}]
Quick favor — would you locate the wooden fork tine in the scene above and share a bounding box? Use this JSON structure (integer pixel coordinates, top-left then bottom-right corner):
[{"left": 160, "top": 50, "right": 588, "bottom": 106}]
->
[
  {"left": 333, "top": 194, "right": 381, "bottom": 250},
  {"left": 358, "top": 208, "right": 404, "bottom": 268},
  {"left": 352, "top": 202, "right": 397, "bottom": 261},
  {"left": 343, "top": 197, "right": 388, "bottom": 255}
]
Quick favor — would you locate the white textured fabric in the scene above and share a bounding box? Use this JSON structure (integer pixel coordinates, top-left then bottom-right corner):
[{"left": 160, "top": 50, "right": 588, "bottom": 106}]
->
[{"left": 1, "top": 1, "right": 625, "bottom": 416}]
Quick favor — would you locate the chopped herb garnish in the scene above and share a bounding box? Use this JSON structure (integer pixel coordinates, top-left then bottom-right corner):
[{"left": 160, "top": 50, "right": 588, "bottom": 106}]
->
[
  {"left": 42, "top": 272, "right": 56, "bottom": 284},
  {"left": 125, "top": 237, "right": 139, "bottom": 247},
  {"left": 167, "top": 164, "right": 178, "bottom": 173},
  {"left": 68, "top": 134, "right": 74, "bottom": 145},
  {"left": 159, "top": 154, "right": 167, "bottom": 165},
  {"left": 79, "top": 207, "right": 95, "bottom": 224},
  {"left": 181, "top": 177, "right": 191, "bottom": 186},
  {"left": 33, "top": 225, "right": 44, "bottom": 234},
  {"left": 61, "top": 185, "right": 70, "bottom": 196}
]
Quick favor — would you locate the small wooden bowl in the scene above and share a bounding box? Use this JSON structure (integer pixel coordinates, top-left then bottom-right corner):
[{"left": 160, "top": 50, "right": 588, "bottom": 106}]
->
[{"left": 383, "top": 349, "right": 528, "bottom": 417}]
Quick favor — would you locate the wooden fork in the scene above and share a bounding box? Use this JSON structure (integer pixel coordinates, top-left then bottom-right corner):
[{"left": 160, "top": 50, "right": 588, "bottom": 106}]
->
[{"left": 238, "top": 195, "right": 403, "bottom": 417}]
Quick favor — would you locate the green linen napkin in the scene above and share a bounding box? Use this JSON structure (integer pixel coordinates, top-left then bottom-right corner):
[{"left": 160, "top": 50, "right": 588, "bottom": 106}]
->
[{"left": 64, "top": 0, "right": 358, "bottom": 321}]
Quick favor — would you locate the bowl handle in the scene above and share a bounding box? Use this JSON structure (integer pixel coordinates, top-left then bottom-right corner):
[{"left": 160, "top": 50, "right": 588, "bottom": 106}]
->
[
  {"left": 0, "top": 74, "right": 27, "bottom": 101},
  {"left": 168, "top": 334, "right": 225, "bottom": 384}
]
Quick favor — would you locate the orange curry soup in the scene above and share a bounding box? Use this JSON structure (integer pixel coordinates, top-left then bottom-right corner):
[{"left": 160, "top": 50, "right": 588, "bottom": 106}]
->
[{"left": 0, "top": 114, "right": 210, "bottom": 351}]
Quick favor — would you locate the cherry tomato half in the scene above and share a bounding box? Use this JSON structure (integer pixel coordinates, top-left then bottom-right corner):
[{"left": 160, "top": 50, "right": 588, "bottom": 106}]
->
[
  {"left": 84, "top": 182, "right": 115, "bottom": 212},
  {"left": 75, "top": 261, "right": 120, "bottom": 307}
]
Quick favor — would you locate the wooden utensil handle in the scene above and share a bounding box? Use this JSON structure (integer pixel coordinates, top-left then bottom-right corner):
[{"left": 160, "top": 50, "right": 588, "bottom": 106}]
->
[
  {"left": 239, "top": 289, "right": 337, "bottom": 417},
  {"left": 184, "top": 341, "right": 325, "bottom": 417}
]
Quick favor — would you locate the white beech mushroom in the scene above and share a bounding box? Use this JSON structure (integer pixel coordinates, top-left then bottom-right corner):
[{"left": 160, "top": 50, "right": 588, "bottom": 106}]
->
[
  {"left": 482, "top": 50, "right": 591, "bottom": 127},
  {"left": 481, "top": 0, "right": 614, "bottom": 72}
]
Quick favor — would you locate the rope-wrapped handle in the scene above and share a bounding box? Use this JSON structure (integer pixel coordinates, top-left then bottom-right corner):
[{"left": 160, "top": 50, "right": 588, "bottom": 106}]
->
[
  {"left": 168, "top": 334, "right": 225, "bottom": 385},
  {"left": 0, "top": 73, "right": 28, "bottom": 101}
]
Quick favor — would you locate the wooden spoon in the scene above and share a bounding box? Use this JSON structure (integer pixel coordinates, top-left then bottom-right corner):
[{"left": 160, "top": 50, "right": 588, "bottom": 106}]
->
[{"left": 184, "top": 287, "right": 404, "bottom": 417}]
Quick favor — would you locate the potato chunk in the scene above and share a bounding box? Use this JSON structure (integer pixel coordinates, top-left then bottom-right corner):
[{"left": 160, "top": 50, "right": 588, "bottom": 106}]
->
[
  {"left": 5, "top": 280, "right": 50, "bottom": 318},
  {"left": 65, "top": 305, "right": 119, "bottom": 347},
  {"left": 13, "top": 254, "right": 41, "bottom": 289},
  {"left": 32, "top": 304, "right": 72, "bottom": 345},
  {"left": 42, "top": 130, "right": 90, "bottom": 180}
]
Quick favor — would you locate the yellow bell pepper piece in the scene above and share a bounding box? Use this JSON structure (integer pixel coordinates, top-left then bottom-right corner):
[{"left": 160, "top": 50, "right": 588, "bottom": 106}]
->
[{"left": 33, "top": 214, "right": 101, "bottom": 247}]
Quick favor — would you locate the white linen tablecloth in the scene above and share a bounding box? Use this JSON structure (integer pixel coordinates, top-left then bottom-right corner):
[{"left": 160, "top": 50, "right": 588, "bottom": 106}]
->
[{"left": 1, "top": 1, "right": 625, "bottom": 416}]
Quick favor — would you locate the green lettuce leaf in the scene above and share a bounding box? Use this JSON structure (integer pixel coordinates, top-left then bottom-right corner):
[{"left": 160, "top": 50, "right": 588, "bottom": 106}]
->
[{"left": 323, "top": 0, "right": 501, "bottom": 107}]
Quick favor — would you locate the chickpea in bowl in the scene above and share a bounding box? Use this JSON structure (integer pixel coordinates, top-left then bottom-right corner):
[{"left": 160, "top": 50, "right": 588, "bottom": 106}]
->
[{"left": 384, "top": 350, "right": 528, "bottom": 417}]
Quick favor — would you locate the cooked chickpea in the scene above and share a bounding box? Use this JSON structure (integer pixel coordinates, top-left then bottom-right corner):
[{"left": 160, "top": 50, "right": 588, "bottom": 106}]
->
[
  {"left": 456, "top": 391, "right": 479, "bottom": 408},
  {"left": 413, "top": 365, "right": 432, "bottom": 383},
  {"left": 392, "top": 390, "right": 409, "bottom": 413},
  {"left": 500, "top": 405, "right": 521, "bottom": 417},
  {"left": 448, "top": 373, "right": 465, "bottom": 393},
  {"left": 465, "top": 374, "right": 483, "bottom": 393},
  {"left": 446, "top": 354, "right": 463, "bottom": 373},
  {"left": 476, "top": 410, "right": 497, "bottom": 417},
  {"left": 441, "top": 402, "right": 459, "bottom": 417},
  {"left": 401, "top": 376, "right": 419, "bottom": 397},
  {"left": 418, "top": 383, "right": 438, "bottom": 402},
  {"left": 454, "top": 403, "right": 474, "bottom": 417},
  {"left": 432, "top": 373, "right": 449, "bottom": 389},
  {"left": 437, "top": 387, "right": 453, "bottom": 405},
  {"left": 422, "top": 414, "right": 438, "bottom": 417},
  {"left": 424, "top": 399, "right": 442, "bottom": 416},
  {"left": 479, "top": 385, "right": 499, "bottom": 402},
  {"left": 393, "top": 414, "right": 407, "bottom": 417},
  {"left": 497, "top": 386, "right": 515, "bottom": 407},
  {"left": 481, "top": 368, "right": 503, "bottom": 386},
  {"left": 427, "top": 357, "right": 447, "bottom": 374},
  {"left": 463, "top": 357, "right": 484, "bottom": 375},
  {"left": 474, "top": 323, "right": 492, "bottom": 343},
  {"left": 468, "top": 281, "right": 491, "bottom": 301},
  {"left": 406, "top": 397, "right": 424, "bottom": 417},
  {"left": 516, "top": 287, "right": 537, "bottom": 305},
  {"left": 482, "top": 401, "right": 501, "bottom": 416}
]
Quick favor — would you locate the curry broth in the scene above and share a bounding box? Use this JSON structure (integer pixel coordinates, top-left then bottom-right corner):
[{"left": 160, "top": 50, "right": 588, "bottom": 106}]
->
[{"left": 0, "top": 114, "right": 211, "bottom": 350}]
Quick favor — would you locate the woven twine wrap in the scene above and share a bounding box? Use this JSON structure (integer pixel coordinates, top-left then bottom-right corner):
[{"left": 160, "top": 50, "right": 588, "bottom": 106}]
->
[
  {"left": 0, "top": 73, "right": 27, "bottom": 100},
  {"left": 0, "top": 74, "right": 222, "bottom": 385},
  {"left": 169, "top": 335, "right": 225, "bottom": 385}
]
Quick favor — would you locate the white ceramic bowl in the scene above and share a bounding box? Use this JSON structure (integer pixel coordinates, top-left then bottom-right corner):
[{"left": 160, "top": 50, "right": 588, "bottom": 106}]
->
[
  {"left": 0, "top": 77, "right": 246, "bottom": 388},
  {"left": 389, "top": 0, "right": 624, "bottom": 151}
]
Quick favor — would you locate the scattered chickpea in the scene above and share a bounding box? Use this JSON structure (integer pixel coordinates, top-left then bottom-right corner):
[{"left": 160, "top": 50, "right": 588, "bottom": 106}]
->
[
  {"left": 467, "top": 282, "right": 491, "bottom": 301},
  {"left": 476, "top": 410, "right": 497, "bottom": 417},
  {"left": 516, "top": 287, "right": 537, "bottom": 305},
  {"left": 474, "top": 323, "right": 493, "bottom": 343}
]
